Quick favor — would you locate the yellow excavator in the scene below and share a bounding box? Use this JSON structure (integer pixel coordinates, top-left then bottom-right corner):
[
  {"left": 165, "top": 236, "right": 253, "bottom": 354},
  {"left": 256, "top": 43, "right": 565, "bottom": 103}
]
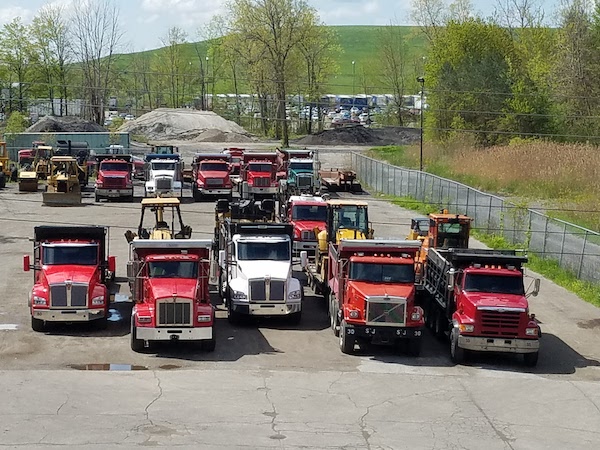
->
[
  {"left": 42, "top": 156, "right": 82, "bottom": 206},
  {"left": 124, "top": 197, "right": 192, "bottom": 242}
]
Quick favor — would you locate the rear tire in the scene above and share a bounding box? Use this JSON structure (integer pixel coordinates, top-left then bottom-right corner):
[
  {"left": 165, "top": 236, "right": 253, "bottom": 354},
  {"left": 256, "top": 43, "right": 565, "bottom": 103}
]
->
[
  {"left": 31, "top": 316, "right": 45, "bottom": 332},
  {"left": 329, "top": 293, "right": 339, "bottom": 337},
  {"left": 339, "top": 320, "right": 355, "bottom": 354},
  {"left": 130, "top": 317, "right": 145, "bottom": 353},
  {"left": 95, "top": 316, "right": 108, "bottom": 331},
  {"left": 450, "top": 328, "right": 465, "bottom": 364}
]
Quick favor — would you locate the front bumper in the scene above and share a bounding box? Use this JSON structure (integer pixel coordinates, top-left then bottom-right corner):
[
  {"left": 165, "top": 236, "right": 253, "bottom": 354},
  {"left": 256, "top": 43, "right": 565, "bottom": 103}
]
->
[
  {"left": 232, "top": 302, "right": 301, "bottom": 316},
  {"left": 458, "top": 335, "right": 539, "bottom": 354},
  {"left": 344, "top": 323, "right": 423, "bottom": 344},
  {"left": 96, "top": 188, "right": 133, "bottom": 198},
  {"left": 293, "top": 241, "right": 317, "bottom": 253},
  {"left": 135, "top": 326, "right": 213, "bottom": 341},
  {"left": 199, "top": 188, "right": 232, "bottom": 196},
  {"left": 248, "top": 186, "right": 278, "bottom": 195},
  {"left": 32, "top": 308, "right": 106, "bottom": 322}
]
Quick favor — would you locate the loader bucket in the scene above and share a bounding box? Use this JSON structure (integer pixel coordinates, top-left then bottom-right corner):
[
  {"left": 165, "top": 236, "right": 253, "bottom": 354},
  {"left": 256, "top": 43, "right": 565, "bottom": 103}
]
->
[{"left": 42, "top": 191, "right": 82, "bottom": 206}]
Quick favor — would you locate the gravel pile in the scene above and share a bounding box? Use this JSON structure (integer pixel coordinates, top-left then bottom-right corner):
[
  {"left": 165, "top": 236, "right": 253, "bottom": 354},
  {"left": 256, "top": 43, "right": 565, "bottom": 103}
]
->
[
  {"left": 119, "top": 108, "right": 253, "bottom": 143},
  {"left": 294, "top": 125, "right": 421, "bottom": 146},
  {"left": 26, "top": 116, "right": 107, "bottom": 132}
]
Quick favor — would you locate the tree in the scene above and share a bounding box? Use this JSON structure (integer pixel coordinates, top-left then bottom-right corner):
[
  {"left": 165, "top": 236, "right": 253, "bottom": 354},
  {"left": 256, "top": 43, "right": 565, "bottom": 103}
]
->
[
  {"left": 0, "top": 18, "right": 37, "bottom": 113},
  {"left": 225, "top": 0, "right": 322, "bottom": 147},
  {"left": 377, "top": 23, "right": 409, "bottom": 125},
  {"left": 159, "top": 27, "right": 189, "bottom": 108},
  {"left": 31, "top": 4, "right": 72, "bottom": 116},
  {"left": 70, "top": 0, "right": 123, "bottom": 124},
  {"left": 411, "top": 0, "right": 447, "bottom": 42}
]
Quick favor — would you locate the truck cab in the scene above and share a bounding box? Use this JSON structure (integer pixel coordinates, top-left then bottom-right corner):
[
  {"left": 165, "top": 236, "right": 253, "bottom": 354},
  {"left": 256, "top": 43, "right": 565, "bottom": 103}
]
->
[
  {"left": 324, "top": 239, "right": 424, "bottom": 355},
  {"left": 144, "top": 154, "right": 183, "bottom": 197},
  {"left": 238, "top": 152, "right": 278, "bottom": 200},
  {"left": 128, "top": 239, "right": 215, "bottom": 352},
  {"left": 285, "top": 195, "right": 327, "bottom": 255},
  {"left": 94, "top": 154, "right": 134, "bottom": 202},
  {"left": 24, "top": 226, "right": 116, "bottom": 331},
  {"left": 191, "top": 153, "right": 232, "bottom": 201}
]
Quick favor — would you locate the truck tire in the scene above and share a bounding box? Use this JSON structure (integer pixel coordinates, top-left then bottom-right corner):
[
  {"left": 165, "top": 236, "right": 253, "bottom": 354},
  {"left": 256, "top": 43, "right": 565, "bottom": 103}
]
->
[
  {"left": 95, "top": 317, "right": 108, "bottom": 331},
  {"left": 339, "top": 320, "right": 355, "bottom": 354},
  {"left": 406, "top": 338, "right": 422, "bottom": 357},
  {"left": 31, "top": 316, "right": 45, "bottom": 332},
  {"left": 450, "top": 328, "right": 465, "bottom": 364},
  {"left": 329, "top": 293, "right": 339, "bottom": 337},
  {"left": 130, "top": 318, "right": 145, "bottom": 353},
  {"left": 289, "top": 311, "right": 302, "bottom": 325},
  {"left": 523, "top": 351, "right": 539, "bottom": 367},
  {"left": 94, "top": 192, "right": 100, "bottom": 202},
  {"left": 227, "top": 295, "right": 241, "bottom": 325},
  {"left": 433, "top": 310, "right": 447, "bottom": 339},
  {"left": 192, "top": 184, "right": 201, "bottom": 202}
]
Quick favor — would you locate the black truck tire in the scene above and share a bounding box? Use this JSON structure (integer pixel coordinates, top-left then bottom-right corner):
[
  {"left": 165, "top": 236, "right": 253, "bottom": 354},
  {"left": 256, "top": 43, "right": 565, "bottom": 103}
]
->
[
  {"left": 339, "top": 320, "right": 355, "bottom": 354},
  {"left": 450, "top": 328, "right": 465, "bottom": 364},
  {"left": 130, "top": 317, "right": 145, "bottom": 352},
  {"left": 406, "top": 338, "right": 422, "bottom": 357},
  {"left": 227, "top": 294, "right": 241, "bottom": 325},
  {"left": 523, "top": 351, "right": 539, "bottom": 367},
  {"left": 95, "top": 316, "right": 108, "bottom": 331},
  {"left": 31, "top": 316, "right": 45, "bottom": 332},
  {"left": 329, "top": 293, "right": 339, "bottom": 337},
  {"left": 202, "top": 328, "right": 216, "bottom": 352}
]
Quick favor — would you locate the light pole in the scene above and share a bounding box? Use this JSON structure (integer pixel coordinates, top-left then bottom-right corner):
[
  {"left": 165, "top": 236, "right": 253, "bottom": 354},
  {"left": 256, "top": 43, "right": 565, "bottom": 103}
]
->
[
  {"left": 352, "top": 60, "right": 356, "bottom": 97},
  {"left": 205, "top": 56, "right": 209, "bottom": 111},
  {"left": 417, "top": 76, "right": 425, "bottom": 172}
]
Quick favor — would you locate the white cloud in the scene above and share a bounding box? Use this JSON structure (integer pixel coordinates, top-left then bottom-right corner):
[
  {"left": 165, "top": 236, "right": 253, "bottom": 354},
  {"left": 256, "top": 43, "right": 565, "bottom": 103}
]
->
[{"left": 0, "top": 6, "right": 35, "bottom": 25}]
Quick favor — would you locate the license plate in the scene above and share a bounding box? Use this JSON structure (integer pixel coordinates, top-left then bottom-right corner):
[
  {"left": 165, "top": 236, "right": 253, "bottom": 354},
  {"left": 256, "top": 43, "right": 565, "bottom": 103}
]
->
[{"left": 108, "top": 192, "right": 119, "bottom": 197}]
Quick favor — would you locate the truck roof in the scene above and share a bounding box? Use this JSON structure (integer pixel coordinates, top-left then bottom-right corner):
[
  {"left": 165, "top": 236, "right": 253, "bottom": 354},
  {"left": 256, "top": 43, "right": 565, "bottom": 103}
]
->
[
  {"left": 434, "top": 248, "right": 527, "bottom": 268},
  {"left": 141, "top": 197, "right": 181, "bottom": 207},
  {"left": 288, "top": 195, "right": 325, "bottom": 204},
  {"left": 339, "top": 239, "right": 421, "bottom": 253},
  {"left": 327, "top": 199, "right": 369, "bottom": 207},
  {"left": 131, "top": 239, "right": 212, "bottom": 251},
  {"left": 193, "top": 153, "right": 231, "bottom": 162}
]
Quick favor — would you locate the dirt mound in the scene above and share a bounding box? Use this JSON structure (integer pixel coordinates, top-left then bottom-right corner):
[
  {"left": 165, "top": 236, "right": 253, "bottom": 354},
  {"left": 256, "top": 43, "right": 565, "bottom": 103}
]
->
[
  {"left": 294, "top": 125, "right": 421, "bottom": 146},
  {"left": 27, "top": 116, "right": 106, "bottom": 132},
  {"left": 119, "top": 108, "right": 252, "bottom": 142}
]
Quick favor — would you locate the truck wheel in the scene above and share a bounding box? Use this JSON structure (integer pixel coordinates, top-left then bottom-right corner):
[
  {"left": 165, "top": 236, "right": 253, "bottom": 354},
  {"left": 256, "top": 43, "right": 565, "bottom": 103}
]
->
[
  {"left": 450, "top": 328, "right": 465, "bottom": 364},
  {"left": 130, "top": 318, "right": 145, "bottom": 353},
  {"left": 31, "top": 316, "right": 45, "bottom": 332},
  {"left": 433, "top": 310, "right": 447, "bottom": 339},
  {"left": 406, "top": 338, "right": 422, "bottom": 357},
  {"left": 523, "top": 351, "right": 539, "bottom": 367},
  {"left": 95, "top": 317, "right": 108, "bottom": 331},
  {"left": 339, "top": 320, "right": 355, "bottom": 354},
  {"left": 94, "top": 193, "right": 100, "bottom": 202},
  {"left": 289, "top": 311, "right": 302, "bottom": 325},
  {"left": 329, "top": 293, "right": 339, "bottom": 337},
  {"left": 227, "top": 296, "right": 241, "bottom": 325}
]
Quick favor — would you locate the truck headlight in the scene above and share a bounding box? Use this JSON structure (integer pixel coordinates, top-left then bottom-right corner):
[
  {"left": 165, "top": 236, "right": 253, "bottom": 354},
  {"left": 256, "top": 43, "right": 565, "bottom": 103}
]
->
[
  {"left": 349, "top": 309, "right": 360, "bottom": 319},
  {"left": 197, "top": 315, "right": 212, "bottom": 323},
  {"left": 411, "top": 311, "right": 421, "bottom": 321},
  {"left": 232, "top": 290, "right": 247, "bottom": 300},
  {"left": 288, "top": 290, "right": 302, "bottom": 300},
  {"left": 459, "top": 324, "right": 474, "bottom": 333},
  {"left": 525, "top": 327, "right": 539, "bottom": 336},
  {"left": 33, "top": 296, "right": 47, "bottom": 305},
  {"left": 91, "top": 295, "right": 105, "bottom": 305}
]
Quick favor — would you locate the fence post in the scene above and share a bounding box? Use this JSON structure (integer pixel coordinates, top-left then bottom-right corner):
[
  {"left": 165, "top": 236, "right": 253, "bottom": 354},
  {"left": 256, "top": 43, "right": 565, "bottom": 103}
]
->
[
  {"left": 577, "top": 231, "right": 588, "bottom": 278},
  {"left": 559, "top": 222, "right": 567, "bottom": 265}
]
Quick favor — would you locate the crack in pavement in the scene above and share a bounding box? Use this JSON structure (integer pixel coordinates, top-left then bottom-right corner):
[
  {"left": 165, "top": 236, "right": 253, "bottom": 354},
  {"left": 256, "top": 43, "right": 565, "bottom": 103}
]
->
[
  {"left": 259, "top": 372, "right": 285, "bottom": 446},
  {"left": 571, "top": 381, "right": 600, "bottom": 415},
  {"left": 55, "top": 396, "right": 68, "bottom": 416},
  {"left": 144, "top": 370, "right": 163, "bottom": 426}
]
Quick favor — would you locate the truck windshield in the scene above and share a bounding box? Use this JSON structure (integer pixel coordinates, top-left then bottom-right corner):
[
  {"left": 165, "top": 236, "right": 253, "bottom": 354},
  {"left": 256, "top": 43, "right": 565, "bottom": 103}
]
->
[
  {"left": 43, "top": 244, "right": 98, "bottom": 265},
  {"left": 435, "top": 222, "right": 469, "bottom": 248},
  {"left": 292, "top": 205, "right": 327, "bottom": 221},
  {"left": 200, "top": 162, "right": 229, "bottom": 172},
  {"left": 334, "top": 206, "right": 368, "bottom": 230},
  {"left": 248, "top": 163, "right": 272, "bottom": 172},
  {"left": 148, "top": 261, "right": 198, "bottom": 278},
  {"left": 152, "top": 162, "right": 175, "bottom": 171},
  {"left": 100, "top": 163, "right": 129, "bottom": 171},
  {"left": 289, "top": 162, "right": 313, "bottom": 171},
  {"left": 463, "top": 274, "right": 525, "bottom": 295},
  {"left": 237, "top": 241, "right": 290, "bottom": 260},
  {"left": 349, "top": 263, "right": 415, "bottom": 283}
]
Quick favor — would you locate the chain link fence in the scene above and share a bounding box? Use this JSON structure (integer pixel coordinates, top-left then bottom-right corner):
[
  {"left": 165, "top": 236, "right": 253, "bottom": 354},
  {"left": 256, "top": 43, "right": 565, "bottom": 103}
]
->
[{"left": 351, "top": 153, "right": 600, "bottom": 285}]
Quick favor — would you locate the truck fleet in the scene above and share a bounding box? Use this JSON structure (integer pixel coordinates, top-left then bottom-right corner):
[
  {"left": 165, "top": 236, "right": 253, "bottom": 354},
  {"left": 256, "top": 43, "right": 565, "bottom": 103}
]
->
[{"left": 16, "top": 143, "right": 543, "bottom": 367}]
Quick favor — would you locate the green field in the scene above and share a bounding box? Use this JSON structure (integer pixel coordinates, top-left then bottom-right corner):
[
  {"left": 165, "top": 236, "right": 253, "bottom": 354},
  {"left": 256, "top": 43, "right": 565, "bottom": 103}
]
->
[{"left": 113, "top": 25, "right": 428, "bottom": 94}]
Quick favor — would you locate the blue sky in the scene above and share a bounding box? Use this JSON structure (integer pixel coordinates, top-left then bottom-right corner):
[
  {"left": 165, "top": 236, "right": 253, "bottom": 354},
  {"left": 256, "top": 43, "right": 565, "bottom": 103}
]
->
[{"left": 0, "top": 0, "right": 558, "bottom": 52}]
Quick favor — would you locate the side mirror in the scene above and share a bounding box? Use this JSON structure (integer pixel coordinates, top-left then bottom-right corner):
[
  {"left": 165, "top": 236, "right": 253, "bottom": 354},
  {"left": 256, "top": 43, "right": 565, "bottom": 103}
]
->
[
  {"left": 108, "top": 255, "right": 116, "bottom": 273},
  {"left": 531, "top": 278, "right": 540, "bottom": 297},
  {"left": 23, "top": 255, "right": 31, "bottom": 272},
  {"left": 218, "top": 250, "right": 226, "bottom": 267},
  {"left": 300, "top": 251, "right": 308, "bottom": 269},
  {"left": 447, "top": 269, "right": 455, "bottom": 292}
]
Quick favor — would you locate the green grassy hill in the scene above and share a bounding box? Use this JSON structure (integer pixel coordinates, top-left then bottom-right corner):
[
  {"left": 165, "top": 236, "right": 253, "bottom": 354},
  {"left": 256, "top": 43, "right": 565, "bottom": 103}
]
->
[{"left": 113, "top": 25, "right": 428, "bottom": 94}]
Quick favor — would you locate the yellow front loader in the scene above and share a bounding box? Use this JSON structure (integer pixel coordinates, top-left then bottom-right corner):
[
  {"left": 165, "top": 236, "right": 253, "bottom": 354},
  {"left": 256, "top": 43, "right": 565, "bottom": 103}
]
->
[{"left": 42, "top": 156, "right": 82, "bottom": 206}]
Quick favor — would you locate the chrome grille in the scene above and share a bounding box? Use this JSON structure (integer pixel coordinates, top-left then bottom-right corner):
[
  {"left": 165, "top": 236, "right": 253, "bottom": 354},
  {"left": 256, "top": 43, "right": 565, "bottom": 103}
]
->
[
  {"left": 297, "top": 175, "right": 312, "bottom": 187},
  {"left": 50, "top": 283, "right": 88, "bottom": 308},
  {"left": 249, "top": 279, "right": 285, "bottom": 302},
  {"left": 301, "top": 230, "right": 315, "bottom": 241},
  {"left": 157, "top": 298, "right": 192, "bottom": 326},
  {"left": 480, "top": 309, "right": 522, "bottom": 337},
  {"left": 254, "top": 177, "right": 270, "bottom": 187},
  {"left": 103, "top": 176, "right": 125, "bottom": 188},
  {"left": 206, "top": 178, "right": 223, "bottom": 187},
  {"left": 366, "top": 297, "right": 406, "bottom": 326},
  {"left": 156, "top": 177, "right": 172, "bottom": 190}
]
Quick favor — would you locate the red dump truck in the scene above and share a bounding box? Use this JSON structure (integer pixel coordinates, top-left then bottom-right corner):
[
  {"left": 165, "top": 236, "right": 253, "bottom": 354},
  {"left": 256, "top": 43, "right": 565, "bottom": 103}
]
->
[
  {"left": 307, "top": 239, "right": 424, "bottom": 355},
  {"left": 24, "top": 226, "right": 116, "bottom": 331},
  {"left": 284, "top": 195, "right": 327, "bottom": 256},
  {"left": 127, "top": 239, "right": 216, "bottom": 352},
  {"left": 191, "top": 153, "right": 232, "bottom": 201},
  {"left": 423, "top": 248, "right": 541, "bottom": 366},
  {"left": 94, "top": 154, "right": 134, "bottom": 202},
  {"left": 237, "top": 152, "right": 278, "bottom": 200}
]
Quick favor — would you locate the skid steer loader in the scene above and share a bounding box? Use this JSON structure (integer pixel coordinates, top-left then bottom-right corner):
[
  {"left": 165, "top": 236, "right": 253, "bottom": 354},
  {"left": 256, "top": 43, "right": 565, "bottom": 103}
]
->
[{"left": 42, "top": 156, "right": 82, "bottom": 206}]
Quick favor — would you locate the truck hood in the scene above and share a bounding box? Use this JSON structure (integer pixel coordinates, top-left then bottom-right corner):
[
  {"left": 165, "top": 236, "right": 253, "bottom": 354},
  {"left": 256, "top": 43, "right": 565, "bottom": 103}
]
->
[
  {"left": 237, "top": 260, "right": 291, "bottom": 280},
  {"left": 293, "top": 220, "right": 326, "bottom": 232},
  {"left": 151, "top": 170, "right": 174, "bottom": 177},
  {"left": 348, "top": 281, "right": 414, "bottom": 299},
  {"left": 99, "top": 170, "right": 128, "bottom": 177},
  {"left": 199, "top": 170, "right": 228, "bottom": 178},
  {"left": 463, "top": 291, "right": 528, "bottom": 310},
  {"left": 43, "top": 265, "right": 97, "bottom": 284},
  {"left": 148, "top": 278, "right": 197, "bottom": 300}
]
